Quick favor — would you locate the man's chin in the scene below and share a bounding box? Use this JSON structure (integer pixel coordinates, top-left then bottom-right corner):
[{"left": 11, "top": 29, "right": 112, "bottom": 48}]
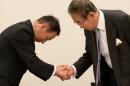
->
[
  {"left": 35, "top": 39, "right": 45, "bottom": 44},
  {"left": 35, "top": 40, "right": 42, "bottom": 42},
  {"left": 41, "top": 41, "right": 44, "bottom": 44}
]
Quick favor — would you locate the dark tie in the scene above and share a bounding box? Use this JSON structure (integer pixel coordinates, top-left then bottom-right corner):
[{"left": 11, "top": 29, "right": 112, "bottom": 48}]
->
[{"left": 95, "top": 29, "right": 101, "bottom": 86}]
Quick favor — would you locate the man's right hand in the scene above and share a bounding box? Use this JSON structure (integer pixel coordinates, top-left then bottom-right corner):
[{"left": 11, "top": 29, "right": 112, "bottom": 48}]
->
[{"left": 55, "top": 65, "right": 74, "bottom": 81}]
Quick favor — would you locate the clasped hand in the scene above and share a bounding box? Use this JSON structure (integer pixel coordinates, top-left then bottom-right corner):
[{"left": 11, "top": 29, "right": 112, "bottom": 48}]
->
[{"left": 55, "top": 65, "right": 74, "bottom": 81}]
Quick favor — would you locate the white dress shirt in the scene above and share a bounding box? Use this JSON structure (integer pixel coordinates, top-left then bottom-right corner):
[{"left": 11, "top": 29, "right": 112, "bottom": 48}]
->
[{"left": 96, "top": 10, "right": 112, "bottom": 68}]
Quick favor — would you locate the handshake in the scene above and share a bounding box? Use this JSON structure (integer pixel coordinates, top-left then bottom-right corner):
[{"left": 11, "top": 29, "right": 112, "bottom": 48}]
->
[{"left": 54, "top": 65, "right": 75, "bottom": 81}]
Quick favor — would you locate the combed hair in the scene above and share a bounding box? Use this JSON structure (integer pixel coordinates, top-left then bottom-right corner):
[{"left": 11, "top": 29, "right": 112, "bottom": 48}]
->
[
  {"left": 68, "top": 0, "right": 97, "bottom": 18},
  {"left": 37, "top": 15, "right": 60, "bottom": 35}
]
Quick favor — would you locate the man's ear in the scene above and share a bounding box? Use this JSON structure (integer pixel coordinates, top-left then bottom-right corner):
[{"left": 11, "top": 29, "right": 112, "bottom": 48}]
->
[
  {"left": 40, "top": 24, "right": 45, "bottom": 29},
  {"left": 88, "top": 12, "right": 95, "bottom": 17},
  {"left": 41, "top": 23, "right": 48, "bottom": 28},
  {"left": 39, "top": 23, "right": 46, "bottom": 29},
  {"left": 40, "top": 23, "right": 50, "bottom": 31}
]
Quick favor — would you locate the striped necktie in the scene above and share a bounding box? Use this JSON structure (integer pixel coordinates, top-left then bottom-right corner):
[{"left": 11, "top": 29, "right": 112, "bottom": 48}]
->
[{"left": 95, "top": 29, "right": 101, "bottom": 86}]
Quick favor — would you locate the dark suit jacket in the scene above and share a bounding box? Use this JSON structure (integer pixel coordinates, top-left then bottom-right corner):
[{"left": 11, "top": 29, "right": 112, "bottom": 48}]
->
[
  {"left": 73, "top": 10, "right": 130, "bottom": 86},
  {"left": 0, "top": 20, "right": 54, "bottom": 86}
]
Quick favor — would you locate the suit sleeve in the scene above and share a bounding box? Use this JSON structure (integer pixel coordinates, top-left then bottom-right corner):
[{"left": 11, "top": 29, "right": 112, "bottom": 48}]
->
[
  {"left": 123, "top": 14, "right": 130, "bottom": 44},
  {"left": 73, "top": 30, "right": 92, "bottom": 79},
  {"left": 7, "top": 29, "right": 54, "bottom": 81}
]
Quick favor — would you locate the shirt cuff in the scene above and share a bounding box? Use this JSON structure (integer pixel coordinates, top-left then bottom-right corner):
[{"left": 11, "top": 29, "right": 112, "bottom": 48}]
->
[
  {"left": 71, "top": 65, "right": 77, "bottom": 77},
  {"left": 49, "top": 65, "right": 56, "bottom": 78}
]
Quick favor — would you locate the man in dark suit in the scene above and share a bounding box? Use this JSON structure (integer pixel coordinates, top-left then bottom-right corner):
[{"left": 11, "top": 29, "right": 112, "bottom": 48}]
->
[
  {"left": 0, "top": 15, "right": 72, "bottom": 86},
  {"left": 64, "top": 0, "right": 130, "bottom": 86}
]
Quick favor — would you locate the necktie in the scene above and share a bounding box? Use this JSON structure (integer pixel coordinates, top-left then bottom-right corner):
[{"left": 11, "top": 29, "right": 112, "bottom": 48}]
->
[{"left": 95, "top": 29, "right": 101, "bottom": 86}]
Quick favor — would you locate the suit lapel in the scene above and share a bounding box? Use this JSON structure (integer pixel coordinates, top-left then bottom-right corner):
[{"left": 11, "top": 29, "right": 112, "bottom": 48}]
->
[
  {"left": 105, "top": 15, "right": 117, "bottom": 65},
  {"left": 87, "top": 30, "right": 98, "bottom": 76}
]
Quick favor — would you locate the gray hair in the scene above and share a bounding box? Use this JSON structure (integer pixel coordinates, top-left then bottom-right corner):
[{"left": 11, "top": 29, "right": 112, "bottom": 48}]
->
[{"left": 68, "top": 0, "right": 97, "bottom": 18}]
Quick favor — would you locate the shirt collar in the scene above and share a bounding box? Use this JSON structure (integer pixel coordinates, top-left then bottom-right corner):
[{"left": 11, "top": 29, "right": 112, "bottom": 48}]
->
[
  {"left": 97, "top": 10, "right": 105, "bottom": 31},
  {"left": 30, "top": 18, "right": 35, "bottom": 29}
]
